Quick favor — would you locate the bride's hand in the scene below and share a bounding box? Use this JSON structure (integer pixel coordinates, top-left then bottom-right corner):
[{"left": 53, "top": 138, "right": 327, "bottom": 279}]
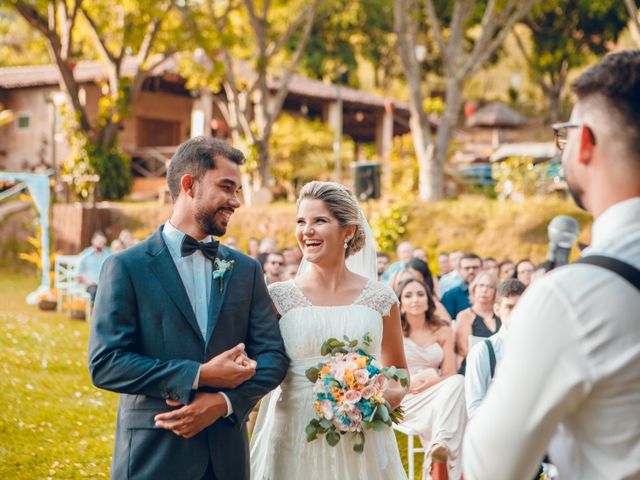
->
[{"left": 382, "top": 369, "right": 410, "bottom": 409}]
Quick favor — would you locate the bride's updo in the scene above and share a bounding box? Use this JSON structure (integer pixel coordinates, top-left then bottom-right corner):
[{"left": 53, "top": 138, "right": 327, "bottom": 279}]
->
[{"left": 297, "top": 181, "right": 366, "bottom": 258}]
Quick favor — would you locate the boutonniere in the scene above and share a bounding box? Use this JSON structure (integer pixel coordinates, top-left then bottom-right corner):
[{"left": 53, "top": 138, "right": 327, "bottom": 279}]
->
[{"left": 213, "top": 258, "right": 235, "bottom": 294}]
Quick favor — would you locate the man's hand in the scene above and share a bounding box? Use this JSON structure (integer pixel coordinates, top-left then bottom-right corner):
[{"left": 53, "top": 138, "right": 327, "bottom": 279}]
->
[
  {"left": 199, "top": 343, "right": 257, "bottom": 389},
  {"left": 154, "top": 392, "right": 227, "bottom": 439}
]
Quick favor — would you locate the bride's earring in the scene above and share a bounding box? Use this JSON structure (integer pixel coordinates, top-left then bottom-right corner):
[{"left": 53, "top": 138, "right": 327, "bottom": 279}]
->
[{"left": 344, "top": 240, "right": 349, "bottom": 249}]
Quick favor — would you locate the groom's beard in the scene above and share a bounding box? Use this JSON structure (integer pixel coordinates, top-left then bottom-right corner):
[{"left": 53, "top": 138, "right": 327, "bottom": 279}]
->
[{"left": 194, "top": 203, "right": 231, "bottom": 237}]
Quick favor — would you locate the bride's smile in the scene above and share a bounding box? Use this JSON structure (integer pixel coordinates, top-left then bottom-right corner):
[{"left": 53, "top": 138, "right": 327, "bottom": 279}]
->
[{"left": 296, "top": 198, "right": 353, "bottom": 264}]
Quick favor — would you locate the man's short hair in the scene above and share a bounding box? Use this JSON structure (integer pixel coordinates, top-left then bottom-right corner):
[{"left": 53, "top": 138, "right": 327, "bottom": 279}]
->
[
  {"left": 92, "top": 231, "right": 107, "bottom": 241},
  {"left": 167, "top": 137, "right": 245, "bottom": 201},
  {"left": 377, "top": 252, "right": 389, "bottom": 259},
  {"left": 461, "top": 253, "right": 482, "bottom": 263},
  {"left": 496, "top": 279, "right": 526, "bottom": 302},
  {"left": 572, "top": 50, "right": 640, "bottom": 162}
]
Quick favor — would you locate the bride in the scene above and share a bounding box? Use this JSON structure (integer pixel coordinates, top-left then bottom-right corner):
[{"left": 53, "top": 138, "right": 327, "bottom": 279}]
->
[{"left": 250, "top": 181, "right": 410, "bottom": 479}]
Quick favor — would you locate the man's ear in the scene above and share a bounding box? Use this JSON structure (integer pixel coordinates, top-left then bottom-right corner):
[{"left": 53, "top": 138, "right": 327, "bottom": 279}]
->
[
  {"left": 493, "top": 302, "right": 501, "bottom": 318},
  {"left": 578, "top": 126, "right": 596, "bottom": 165},
  {"left": 180, "top": 174, "right": 196, "bottom": 198}
]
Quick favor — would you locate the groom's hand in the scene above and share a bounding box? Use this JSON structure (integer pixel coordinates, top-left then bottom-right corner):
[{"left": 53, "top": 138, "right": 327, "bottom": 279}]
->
[
  {"left": 154, "top": 392, "right": 227, "bottom": 439},
  {"left": 199, "top": 343, "right": 257, "bottom": 389}
]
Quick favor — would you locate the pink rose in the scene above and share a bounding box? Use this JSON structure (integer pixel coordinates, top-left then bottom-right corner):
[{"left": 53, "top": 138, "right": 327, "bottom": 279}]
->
[
  {"left": 361, "top": 385, "right": 377, "bottom": 400},
  {"left": 354, "top": 368, "right": 370, "bottom": 385},
  {"left": 343, "top": 390, "right": 362, "bottom": 404},
  {"left": 375, "top": 375, "right": 388, "bottom": 390}
]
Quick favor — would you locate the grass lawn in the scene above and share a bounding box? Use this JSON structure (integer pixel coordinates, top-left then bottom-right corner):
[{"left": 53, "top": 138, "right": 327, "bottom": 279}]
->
[{"left": 0, "top": 270, "right": 422, "bottom": 479}]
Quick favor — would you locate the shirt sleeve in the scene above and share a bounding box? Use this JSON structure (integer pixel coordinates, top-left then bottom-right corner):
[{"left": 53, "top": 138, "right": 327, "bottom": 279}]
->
[
  {"left": 465, "top": 341, "right": 491, "bottom": 419},
  {"left": 192, "top": 366, "right": 233, "bottom": 417},
  {"left": 463, "top": 278, "right": 592, "bottom": 479}
]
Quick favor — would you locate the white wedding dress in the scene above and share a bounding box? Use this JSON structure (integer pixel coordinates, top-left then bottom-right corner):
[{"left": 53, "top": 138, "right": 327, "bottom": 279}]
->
[{"left": 250, "top": 278, "right": 408, "bottom": 480}]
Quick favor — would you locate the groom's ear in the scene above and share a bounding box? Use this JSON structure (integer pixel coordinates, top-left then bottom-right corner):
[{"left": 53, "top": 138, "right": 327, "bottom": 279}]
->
[{"left": 180, "top": 174, "right": 196, "bottom": 198}]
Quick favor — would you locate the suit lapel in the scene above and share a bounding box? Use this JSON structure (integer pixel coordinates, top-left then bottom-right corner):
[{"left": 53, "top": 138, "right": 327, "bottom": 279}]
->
[
  {"left": 206, "top": 245, "right": 234, "bottom": 345},
  {"left": 147, "top": 227, "right": 204, "bottom": 343}
]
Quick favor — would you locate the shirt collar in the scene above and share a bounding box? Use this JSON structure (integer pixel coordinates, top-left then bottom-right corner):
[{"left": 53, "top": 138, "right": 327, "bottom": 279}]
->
[
  {"left": 163, "top": 221, "right": 213, "bottom": 259},
  {"left": 588, "top": 197, "right": 640, "bottom": 251}
]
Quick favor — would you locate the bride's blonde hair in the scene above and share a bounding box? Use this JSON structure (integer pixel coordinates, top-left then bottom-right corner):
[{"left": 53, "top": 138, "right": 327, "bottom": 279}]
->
[{"left": 297, "top": 181, "right": 366, "bottom": 258}]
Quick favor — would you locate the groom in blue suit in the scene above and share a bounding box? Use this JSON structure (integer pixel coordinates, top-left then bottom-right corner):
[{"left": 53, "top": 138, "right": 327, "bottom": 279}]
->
[{"left": 88, "top": 137, "right": 289, "bottom": 479}]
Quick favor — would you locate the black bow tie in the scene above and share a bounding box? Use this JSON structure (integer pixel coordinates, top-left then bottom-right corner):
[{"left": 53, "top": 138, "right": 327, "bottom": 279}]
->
[{"left": 180, "top": 235, "right": 219, "bottom": 262}]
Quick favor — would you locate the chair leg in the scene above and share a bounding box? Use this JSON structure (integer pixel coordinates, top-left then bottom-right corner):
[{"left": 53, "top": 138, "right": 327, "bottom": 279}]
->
[{"left": 408, "top": 434, "right": 415, "bottom": 480}]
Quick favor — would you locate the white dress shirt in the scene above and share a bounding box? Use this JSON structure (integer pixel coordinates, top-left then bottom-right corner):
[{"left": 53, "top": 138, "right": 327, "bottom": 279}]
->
[
  {"left": 464, "top": 197, "right": 640, "bottom": 480},
  {"left": 163, "top": 222, "right": 232, "bottom": 416},
  {"left": 465, "top": 326, "right": 509, "bottom": 419}
]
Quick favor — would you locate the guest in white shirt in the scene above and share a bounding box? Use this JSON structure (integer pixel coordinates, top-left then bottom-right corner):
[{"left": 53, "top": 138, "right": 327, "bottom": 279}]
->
[
  {"left": 464, "top": 279, "right": 526, "bottom": 418},
  {"left": 463, "top": 50, "right": 640, "bottom": 480}
]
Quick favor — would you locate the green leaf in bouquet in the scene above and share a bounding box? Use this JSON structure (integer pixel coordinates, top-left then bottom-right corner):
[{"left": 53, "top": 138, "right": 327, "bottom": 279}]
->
[
  {"left": 362, "top": 420, "right": 374, "bottom": 430},
  {"left": 305, "top": 367, "right": 320, "bottom": 383},
  {"left": 348, "top": 339, "right": 358, "bottom": 348},
  {"left": 377, "top": 404, "right": 390, "bottom": 423},
  {"left": 353, "top": 432, "right": 365, "bottom": 453},
  {"left": 331, "top": 346, "right": 348, "bottom": 355},
  {"left": 326, "top": 431, "right": 341, "bottom": 447},
  {"left": 362, "top": 333, "right": 372, "bottom": 346},
  {"left": 305, "top": 423, "right": 318, "bottom": 442},
  {"left": 319, "top": 419, "right": 333, "bottom": 430},
  {"left": 395, "top": 369, "right": 409, "bottom": 387}
]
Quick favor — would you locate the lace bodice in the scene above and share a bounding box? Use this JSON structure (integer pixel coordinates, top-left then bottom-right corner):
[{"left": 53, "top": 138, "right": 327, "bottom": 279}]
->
[{"left": 269, "top": 279, "right": 398, "bottom": 318}]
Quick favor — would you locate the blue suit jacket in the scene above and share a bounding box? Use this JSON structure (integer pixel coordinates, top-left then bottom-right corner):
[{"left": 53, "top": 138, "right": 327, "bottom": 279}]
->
[{"left": 88, "top": 227, "right": 288, "bottom": 479}]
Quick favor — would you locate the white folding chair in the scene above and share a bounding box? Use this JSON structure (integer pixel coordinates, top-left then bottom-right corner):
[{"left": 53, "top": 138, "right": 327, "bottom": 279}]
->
[
  {"left": 393, "top": 423, "right": 425, "bottom": 480},
  {"left": 54, "top": 255, "right": 81, "bottom": 312},
  {"left": 54, "top": 254, "right": 92, "bottom": 320}
]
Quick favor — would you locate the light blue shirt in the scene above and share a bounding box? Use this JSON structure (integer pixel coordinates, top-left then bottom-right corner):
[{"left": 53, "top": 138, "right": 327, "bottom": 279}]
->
[
  {"left": 162, "top": 222, "right": 233, "bottom": 415},
  {"left": 162, "top": 222, "right": 213, "bottom": 340},
  {"left": 77, "top": 247, "right": 111, "bottom": 283},
  {"left": 464, "top": 326, "right": 508, "bottom": 418},
  {"left": 438, "top": 269, "right": 463, "bottom": 296}
]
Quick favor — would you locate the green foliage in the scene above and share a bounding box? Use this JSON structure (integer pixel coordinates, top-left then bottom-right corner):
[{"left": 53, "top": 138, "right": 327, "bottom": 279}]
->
[
  {"left": 371, "top": 199, "right": 411, "bottom": 254},
  {"left": 0, "top": 8, "right": 49, "bottom": 66},
  {"left": 492, "top": 157, "right": 546, "bottom": 199},
  {"left": 270, "top": 113, "right": 351, "bottom": 193},
  {"left": 62, "top": 132, "right": 132, "bottom": 201}
]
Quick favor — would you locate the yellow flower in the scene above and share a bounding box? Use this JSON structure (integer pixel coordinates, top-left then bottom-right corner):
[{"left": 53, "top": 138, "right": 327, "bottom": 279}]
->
[{"left": 356, "top": 356, "right": 367, "bottom": 369}]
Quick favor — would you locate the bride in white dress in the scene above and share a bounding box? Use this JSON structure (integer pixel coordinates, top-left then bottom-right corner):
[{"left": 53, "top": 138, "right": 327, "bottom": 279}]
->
[{"left": 251, "top": 181, "right": 410, "bottom": 480}]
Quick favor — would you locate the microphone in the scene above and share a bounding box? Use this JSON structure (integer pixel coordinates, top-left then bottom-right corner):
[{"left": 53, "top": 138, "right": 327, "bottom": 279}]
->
[{"left": 546, "top": 215, "right": 580, "bottom": 269}]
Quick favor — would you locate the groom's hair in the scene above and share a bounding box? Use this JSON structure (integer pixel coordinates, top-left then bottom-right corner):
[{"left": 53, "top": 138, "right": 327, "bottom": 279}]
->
[{"left": 167, "top": 137, "right": 245, "bottom": 201}]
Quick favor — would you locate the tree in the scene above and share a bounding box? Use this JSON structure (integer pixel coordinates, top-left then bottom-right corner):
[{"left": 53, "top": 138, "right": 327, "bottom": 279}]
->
[
  {"left": 514, "top": 0, "right": 628, "bottom": 122},
  {"left": 625, "top": 0, "right": 640, "bottom": 48},
  {"left": 8, "top": 0, "right": 179, "bottom": 198},
  {"left": 182, "top": 0, "right": 321, "bottom": 188},
  {"left": 394, "top": 0, "right": 535, "bottom": 202},
  {"left": 0, "top": 8, "right": 50, "bottom": 66}
]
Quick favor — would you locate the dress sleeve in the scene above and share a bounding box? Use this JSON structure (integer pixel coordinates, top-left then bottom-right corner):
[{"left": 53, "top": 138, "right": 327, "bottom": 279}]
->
[{"left": 362, "top": 282, "right": 399, "bottom": 317}]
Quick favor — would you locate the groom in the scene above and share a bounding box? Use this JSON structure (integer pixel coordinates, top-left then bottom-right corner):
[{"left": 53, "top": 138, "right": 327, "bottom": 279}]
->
[{"left": 88, "top": 137, "right": 289, "bottom": 480}]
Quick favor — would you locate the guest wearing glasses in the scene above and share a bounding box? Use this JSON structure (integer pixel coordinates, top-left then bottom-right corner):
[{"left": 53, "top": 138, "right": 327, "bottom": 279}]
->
[
  {"left": 441, "top": 253, "right": 483, "bottom": 319},
  {"left": 263, "top": 252, "right": 285, "bottom": 285},
  {"left": 454, "top": 271, "right": 501, "bottom": 374}
]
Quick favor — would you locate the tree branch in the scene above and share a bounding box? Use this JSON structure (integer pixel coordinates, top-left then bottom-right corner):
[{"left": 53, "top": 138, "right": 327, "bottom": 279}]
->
[
  {"left": 81, "top": 7, "right": 117, "bottom": 64},
  {"left": 424, "top": 0, "right": 447, "bottom": 56}
]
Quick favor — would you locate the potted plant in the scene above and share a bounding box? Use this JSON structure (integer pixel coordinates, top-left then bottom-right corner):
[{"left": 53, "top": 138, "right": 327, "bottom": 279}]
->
[
  {"left": 65, "top": 298, "right": 87, "bottom": 320},
  {"left": 37, "top": 288, "right": 58, "bottom": 311}
]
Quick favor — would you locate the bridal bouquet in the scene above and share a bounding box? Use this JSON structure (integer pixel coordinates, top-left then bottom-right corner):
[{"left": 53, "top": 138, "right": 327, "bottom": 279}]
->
[{"left": 304, "top": 334, "right": 408, "bottom": 453}]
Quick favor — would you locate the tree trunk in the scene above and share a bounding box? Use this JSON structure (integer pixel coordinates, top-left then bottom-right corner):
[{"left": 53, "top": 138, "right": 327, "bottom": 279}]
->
[{"left": 255, "top": 139, "right": 271, "bottom": 187}]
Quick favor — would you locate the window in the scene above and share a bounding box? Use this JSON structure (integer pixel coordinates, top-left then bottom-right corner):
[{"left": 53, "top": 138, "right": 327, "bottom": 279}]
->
[{"left": 16, "top": 112, "right": 30, "bottom": 131}]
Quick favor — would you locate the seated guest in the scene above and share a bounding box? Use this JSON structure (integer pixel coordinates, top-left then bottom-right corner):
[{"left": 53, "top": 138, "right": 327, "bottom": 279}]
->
[
  {"left": 413, "top": 247, "right": 428, "bottom": 262},
  {"left": 438, "top": 251, "right": 464, "bottom": 295},
  {"left": 247, "top": 237, "right": 260, "bottom": 258},
  {"left": 382, "top": 241, "right": 414, "bottom": 281},
  {"left": 281, "top": 262, "right": 299, "bottom": 281},
  {"left": 514, "top": 258, "right": 535, "bottom": 287},
  {"left": 77, "top": 231, "right": 111, "bottom": 303},
  {"left": 408, "top": 257, "right": 450, "bottom": 323},
  {"left": 483, "top": 257, "right": 499, "bottom": 278},
  {"left": 454, "top": 271, "right": 500, "bottom": 374},
  {"left": 441, "top": 253, "right": 482, "bottom": 319},
  {"left": 498, "top": 259, "right": 515, "bottom": 280},
  {"left": 117, "top": 229, "right": 138, "bottom": 248},
  {"left": 377, "top": 252, "right": 390, "bottom": 281},
  {"left": 110, "top": 239, "right": 125, "bottom": 254},
  {"left": 437, "top": 252, "right": 451, "bottom": 279},
  {"left": 397, "top": 278, "right": 466, "bottom": 480},
  {"left": 263, "top": 251, "right": 285, "bottom": 285},
  {"left": 465, "top": 279, "right": 526, "bottom": 418}
]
